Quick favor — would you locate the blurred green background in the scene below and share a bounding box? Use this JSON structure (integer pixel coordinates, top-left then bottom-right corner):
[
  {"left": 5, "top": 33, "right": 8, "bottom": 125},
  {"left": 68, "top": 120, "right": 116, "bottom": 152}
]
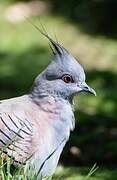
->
[{"left": 0, "top": 0, "right": 117, "bottom": 179}]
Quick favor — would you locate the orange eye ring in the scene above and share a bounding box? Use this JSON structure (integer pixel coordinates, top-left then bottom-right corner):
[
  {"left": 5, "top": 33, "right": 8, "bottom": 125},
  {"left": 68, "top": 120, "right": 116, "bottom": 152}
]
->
[{"left": 62, "top": 74, "right": 74, "bottom": 83}]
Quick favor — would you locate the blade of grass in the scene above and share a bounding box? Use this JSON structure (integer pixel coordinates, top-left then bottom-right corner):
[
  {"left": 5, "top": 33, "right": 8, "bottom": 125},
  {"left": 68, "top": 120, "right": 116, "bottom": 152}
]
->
[{"left": 86, "top": 163, "right": 99, "bottom": 179}]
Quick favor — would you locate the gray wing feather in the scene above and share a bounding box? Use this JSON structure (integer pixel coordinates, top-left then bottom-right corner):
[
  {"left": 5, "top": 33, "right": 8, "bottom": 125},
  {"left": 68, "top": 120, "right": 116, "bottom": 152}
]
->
[{"left": 0, "top": 112, "right": 33, "bottom": 163}]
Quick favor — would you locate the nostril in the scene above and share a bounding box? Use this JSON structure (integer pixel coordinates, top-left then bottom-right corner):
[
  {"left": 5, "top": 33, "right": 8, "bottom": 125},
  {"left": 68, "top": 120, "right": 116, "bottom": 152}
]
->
[{"left": 84, "top": 86, "right": 89, "bottom": 90}]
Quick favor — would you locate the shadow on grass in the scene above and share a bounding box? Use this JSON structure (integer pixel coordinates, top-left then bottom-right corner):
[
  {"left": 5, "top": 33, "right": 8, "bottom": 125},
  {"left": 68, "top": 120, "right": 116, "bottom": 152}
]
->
[
  {"left": 0, "top": 45, "right": 50, "bottom": 98},
  {"left": 48, "top": 0, "right": 117, "bottom": 39}
]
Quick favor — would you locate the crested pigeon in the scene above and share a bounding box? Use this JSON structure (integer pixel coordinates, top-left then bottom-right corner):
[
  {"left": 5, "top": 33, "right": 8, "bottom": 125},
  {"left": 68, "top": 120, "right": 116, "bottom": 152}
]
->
[{"left": 0, "top": 26, "right": 96, "bottom": 179}]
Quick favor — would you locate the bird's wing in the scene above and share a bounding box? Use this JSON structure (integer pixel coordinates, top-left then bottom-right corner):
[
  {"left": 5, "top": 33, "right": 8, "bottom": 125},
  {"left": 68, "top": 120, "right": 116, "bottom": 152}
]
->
[{"left": 0, "top": 96, "right": 33, "bottom": 163}]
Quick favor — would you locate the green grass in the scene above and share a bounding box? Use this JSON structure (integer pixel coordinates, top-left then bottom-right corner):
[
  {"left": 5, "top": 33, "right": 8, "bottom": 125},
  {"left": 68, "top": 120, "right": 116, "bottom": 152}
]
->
[
  {"left": 0, "top": 155, "right": 117, "bottom": 180},
  {"left": 0, "top": 154, "right": 49, "bottom": 180},
  {"left": 55, "top": 166, "right": 117, "bottom": 180}
]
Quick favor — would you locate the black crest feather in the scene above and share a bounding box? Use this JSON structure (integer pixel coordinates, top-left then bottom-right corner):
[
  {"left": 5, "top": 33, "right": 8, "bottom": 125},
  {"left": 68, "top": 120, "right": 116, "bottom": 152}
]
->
[{"left": 26, "top": 18, "right": 64, "bottom": 55}]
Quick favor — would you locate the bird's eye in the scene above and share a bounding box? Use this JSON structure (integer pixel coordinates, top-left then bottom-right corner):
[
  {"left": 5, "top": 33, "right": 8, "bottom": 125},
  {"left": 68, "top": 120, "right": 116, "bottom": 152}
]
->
[{"left": 62, "top": 74, "right": 74, "bottom": 83}]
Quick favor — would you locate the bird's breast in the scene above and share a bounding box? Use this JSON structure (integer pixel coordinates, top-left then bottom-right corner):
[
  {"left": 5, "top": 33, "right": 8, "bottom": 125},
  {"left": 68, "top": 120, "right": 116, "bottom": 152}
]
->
[{"left": 29, "top": 98, "right": 75, "bottom": 177}]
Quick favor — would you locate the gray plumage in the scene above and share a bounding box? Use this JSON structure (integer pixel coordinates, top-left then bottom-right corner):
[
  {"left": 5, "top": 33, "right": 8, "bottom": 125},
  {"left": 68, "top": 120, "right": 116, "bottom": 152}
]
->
[{"left": 0, "top": 27, "right": 96, "bottom": 179}]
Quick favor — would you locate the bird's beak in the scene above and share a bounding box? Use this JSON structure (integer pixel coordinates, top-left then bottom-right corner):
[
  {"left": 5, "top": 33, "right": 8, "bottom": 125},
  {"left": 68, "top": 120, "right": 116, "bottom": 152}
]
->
[{"left": 80, "top": 82, "right": 96, "bottom": 96}]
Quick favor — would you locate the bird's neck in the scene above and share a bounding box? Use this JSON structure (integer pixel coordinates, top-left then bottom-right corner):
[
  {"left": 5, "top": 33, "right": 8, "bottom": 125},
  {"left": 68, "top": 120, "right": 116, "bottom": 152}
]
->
[
  {"left": 29, "top": 84, "right": 74, "bottom": 106},
  {"left": 29, "top": 92, "right": 73, "bottom": 110},
  {"left": 30, "top": 78, "right": 74, "bottom": 105},
  {"left": 29, "top": 93, "right": 75, "bottom": 131}
]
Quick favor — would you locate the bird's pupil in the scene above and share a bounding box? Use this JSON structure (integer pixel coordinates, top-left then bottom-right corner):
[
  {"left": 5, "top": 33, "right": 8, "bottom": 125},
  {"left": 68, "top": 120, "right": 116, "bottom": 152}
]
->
[
  {"left": 62, "top": 75, "right": 72, "bottom": 83},
  {"left": 65, "top": 76, "right": 70, "bottom": 83}
]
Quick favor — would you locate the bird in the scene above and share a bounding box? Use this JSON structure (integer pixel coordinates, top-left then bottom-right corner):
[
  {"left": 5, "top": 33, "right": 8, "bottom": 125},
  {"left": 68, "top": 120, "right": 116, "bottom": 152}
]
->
[{"left": 0, "top": 26, "right": 96, "bottom": 179}]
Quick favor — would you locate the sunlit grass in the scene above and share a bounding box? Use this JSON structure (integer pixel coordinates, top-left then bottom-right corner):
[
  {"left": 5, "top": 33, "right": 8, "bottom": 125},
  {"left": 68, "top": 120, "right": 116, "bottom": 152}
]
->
[{"left": 0, "top": 152, "right": 51, "bottom": 180}]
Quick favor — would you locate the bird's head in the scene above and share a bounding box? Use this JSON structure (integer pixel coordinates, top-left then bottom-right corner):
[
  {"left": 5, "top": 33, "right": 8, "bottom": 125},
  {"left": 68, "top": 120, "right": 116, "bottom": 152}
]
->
[{"left": 31, "top": 27, "right": 96, "bottom": 102}]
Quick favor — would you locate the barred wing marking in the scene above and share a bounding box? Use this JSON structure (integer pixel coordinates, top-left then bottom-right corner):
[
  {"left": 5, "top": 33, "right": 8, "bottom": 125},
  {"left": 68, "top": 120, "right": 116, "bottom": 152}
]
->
[{"left": 0, "top": 112, "right": 33, "bottom": 163}]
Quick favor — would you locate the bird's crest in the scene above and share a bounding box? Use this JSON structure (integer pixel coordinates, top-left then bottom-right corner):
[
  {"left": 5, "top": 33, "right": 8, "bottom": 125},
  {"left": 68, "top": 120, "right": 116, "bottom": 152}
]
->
[{"left": 26, "top": 18, "right": 65, "bottom": 55}]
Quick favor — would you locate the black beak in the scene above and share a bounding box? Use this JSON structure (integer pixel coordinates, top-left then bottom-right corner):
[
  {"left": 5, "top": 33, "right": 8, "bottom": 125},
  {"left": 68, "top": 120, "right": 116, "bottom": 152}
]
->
[{"left": 81, "top": 82, "right": 96, "bottom": 96}]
